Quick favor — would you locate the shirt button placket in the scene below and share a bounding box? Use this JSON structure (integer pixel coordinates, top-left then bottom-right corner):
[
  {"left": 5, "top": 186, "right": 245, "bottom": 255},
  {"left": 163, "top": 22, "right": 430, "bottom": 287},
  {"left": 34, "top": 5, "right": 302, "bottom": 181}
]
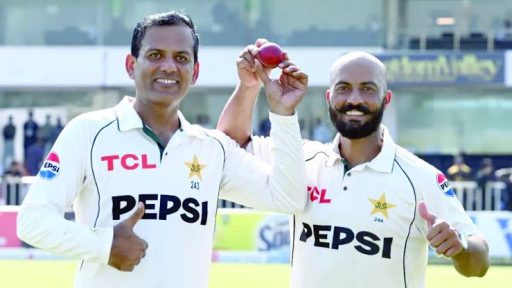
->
[{"left": 343, "top": 170, "right": 351, "bottom": 191}]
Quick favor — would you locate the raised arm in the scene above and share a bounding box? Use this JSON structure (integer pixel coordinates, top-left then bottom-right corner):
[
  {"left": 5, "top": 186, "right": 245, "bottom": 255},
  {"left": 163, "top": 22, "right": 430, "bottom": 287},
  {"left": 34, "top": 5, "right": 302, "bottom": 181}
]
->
[
  {"left": 217, "top": 40, "right": 265, "bottom": 146},
  {"left": 217, "top": 39, "right": 307, "bottom": 145},
  {"left": 219, "top": 82, "right": 259, "bottom": 146},
  {"left": 217, "top": 39, "right": 309, "bottom": 213}
]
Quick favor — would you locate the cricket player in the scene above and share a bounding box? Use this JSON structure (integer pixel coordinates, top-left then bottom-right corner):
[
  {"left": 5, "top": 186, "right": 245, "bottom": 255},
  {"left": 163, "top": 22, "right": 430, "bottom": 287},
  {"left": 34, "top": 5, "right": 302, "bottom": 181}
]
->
[
  {"left": 17, "top": 12, "right": 308, "bottom": 288},
  {"left": 218, "top": 44, "right": 490, "bottom": 287}
]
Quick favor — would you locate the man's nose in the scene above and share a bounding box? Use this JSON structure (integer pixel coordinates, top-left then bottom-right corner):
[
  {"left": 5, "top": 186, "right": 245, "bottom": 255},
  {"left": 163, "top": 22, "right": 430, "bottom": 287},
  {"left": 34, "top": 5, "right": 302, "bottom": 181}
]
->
[
  {"left": 346, "top": 90, "right": 364, "bottom": 105},
  {"left": 160, "top": 58, "right": 177, "bottom": 73}
]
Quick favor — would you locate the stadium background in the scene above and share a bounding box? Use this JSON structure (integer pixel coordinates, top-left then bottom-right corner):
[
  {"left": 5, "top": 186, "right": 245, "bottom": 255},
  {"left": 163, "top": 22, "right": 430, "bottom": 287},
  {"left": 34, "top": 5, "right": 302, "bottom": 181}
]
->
[{"left": 0, "top": 0, "right": 512, "bottom": 287}]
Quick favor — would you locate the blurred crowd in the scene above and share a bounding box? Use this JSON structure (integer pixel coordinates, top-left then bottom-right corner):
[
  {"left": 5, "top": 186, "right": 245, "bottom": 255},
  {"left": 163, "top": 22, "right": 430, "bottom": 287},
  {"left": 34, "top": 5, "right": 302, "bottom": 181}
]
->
[
  {"left": 1, "top": 110, "right": 64, "bottom": 177},
  {"left": 446, "top": 153, "right": 512, "bottom": 211},
  {"left": 257, "top": 117, "right": 334, "bottom": 143}
]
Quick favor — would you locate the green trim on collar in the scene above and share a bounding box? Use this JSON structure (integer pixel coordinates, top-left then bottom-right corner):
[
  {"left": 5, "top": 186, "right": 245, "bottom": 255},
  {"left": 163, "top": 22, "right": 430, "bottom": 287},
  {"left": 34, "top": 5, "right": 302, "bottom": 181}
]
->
[
  {"left": 343, "top": 162, "right": 351, "bottom": 172},
  {"left": 142, "top": 123, "right": 166, "bottom": 159}
]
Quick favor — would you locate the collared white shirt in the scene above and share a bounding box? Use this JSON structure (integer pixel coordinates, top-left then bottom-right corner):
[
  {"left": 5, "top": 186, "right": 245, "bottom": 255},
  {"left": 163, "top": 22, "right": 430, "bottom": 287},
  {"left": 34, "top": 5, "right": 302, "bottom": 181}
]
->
[
  {"left": 17, "top": 96, "right": 306, "bottom": 288},
  {"left": 252, "top": 126, "right": 480, "bottom": 288}
]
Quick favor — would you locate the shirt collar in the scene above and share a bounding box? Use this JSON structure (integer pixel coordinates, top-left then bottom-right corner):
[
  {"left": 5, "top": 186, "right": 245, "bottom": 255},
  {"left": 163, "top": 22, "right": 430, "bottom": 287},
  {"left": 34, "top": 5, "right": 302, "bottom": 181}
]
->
[
  {"left": 177, "top": 111, "right": 205, "bottom": 140},
  {"left": 114, "top": 96, "right": 205, "bottom": 140},
  {"left": 326, "top": 134, "right": 344, "bottom": 166},
  {"left": 115, "top": 96, "right": 143, "bottom": 132},
  {"left": 326, "top": 125, "right": 396, "bottom": 173},
  {"left": 367, "top": 126, "right": 396, "bottom": 173}
]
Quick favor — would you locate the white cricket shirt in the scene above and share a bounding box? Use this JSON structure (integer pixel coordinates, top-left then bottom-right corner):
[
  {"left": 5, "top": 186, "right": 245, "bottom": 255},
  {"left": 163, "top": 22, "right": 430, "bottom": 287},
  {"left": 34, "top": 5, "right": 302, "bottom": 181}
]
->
[
  {"left": 251, "top": 126, "right": 480, "bottom": 288},
  {"left": 17, "top": 96, "right": 306, "bottom": 288}
]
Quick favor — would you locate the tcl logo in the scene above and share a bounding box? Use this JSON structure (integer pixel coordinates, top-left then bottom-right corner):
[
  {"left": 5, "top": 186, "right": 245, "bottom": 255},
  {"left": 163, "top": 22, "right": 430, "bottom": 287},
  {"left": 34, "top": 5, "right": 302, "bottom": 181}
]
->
[
  {"left": 101, "top": 154, "right": 156, "bottom": 171},
  {"left": 308, "top": 185, "right": 331, "bottom": 204}
]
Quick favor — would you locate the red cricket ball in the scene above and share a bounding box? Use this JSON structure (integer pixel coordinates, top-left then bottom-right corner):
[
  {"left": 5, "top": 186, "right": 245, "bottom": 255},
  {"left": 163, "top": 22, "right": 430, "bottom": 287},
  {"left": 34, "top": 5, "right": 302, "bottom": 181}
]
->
[{"left": 257, "top": 42, "right": 284, "bottom": 68}]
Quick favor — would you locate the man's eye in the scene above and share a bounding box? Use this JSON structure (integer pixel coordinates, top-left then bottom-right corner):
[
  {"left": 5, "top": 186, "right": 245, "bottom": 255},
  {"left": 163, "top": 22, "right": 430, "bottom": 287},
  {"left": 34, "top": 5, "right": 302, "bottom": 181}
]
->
[
  {"left": 337, "top": 86, "right": 349, "bottom": 92},
  {"left": 176, "top": 55, "right": 189, "bottom": 63},
  {"left": 148, "top": 53, "right": 162, "bottom": 60},
  {"left": 363, "top": 86, "right": 376, "bottom": 93}
]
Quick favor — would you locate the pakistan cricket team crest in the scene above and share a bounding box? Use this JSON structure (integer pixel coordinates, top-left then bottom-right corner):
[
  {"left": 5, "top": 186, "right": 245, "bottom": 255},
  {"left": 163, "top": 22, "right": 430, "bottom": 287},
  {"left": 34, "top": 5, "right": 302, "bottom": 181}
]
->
[
  {"left": 185, "top": 155, "right": 206, "bottom": 180},
  {"left": 368, "top": 193, "right": 396, "bottom": 219}
]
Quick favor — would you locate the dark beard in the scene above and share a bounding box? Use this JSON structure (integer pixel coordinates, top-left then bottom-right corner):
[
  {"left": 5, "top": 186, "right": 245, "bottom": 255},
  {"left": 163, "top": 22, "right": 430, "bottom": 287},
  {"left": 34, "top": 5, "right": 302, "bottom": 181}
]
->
[{"left": 328, "top": 99, "right": 385, "bottom": 139}]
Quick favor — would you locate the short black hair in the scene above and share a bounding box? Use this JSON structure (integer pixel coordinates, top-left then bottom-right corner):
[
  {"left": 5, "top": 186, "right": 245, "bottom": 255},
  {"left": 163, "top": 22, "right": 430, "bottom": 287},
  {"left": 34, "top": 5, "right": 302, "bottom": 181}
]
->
[{"left": 131, "top": 11, "right": 199, "bottom": 63}]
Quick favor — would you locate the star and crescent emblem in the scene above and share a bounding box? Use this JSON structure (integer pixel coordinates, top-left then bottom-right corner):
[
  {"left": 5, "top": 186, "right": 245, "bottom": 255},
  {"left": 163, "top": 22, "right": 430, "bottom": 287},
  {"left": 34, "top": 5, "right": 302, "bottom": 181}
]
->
[
  {"left": 368, "top": 193, "right": 396, "bottom": 219},
  {"left": 185, "top": 155, "right": 206, "bottom": 180}
]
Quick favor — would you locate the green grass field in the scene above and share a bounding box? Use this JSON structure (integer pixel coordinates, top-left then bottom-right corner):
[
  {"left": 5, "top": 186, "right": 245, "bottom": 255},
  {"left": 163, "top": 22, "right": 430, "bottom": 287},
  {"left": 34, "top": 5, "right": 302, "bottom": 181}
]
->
[{"left": 1, "top": 260, "right": 510, "bottom": 288}]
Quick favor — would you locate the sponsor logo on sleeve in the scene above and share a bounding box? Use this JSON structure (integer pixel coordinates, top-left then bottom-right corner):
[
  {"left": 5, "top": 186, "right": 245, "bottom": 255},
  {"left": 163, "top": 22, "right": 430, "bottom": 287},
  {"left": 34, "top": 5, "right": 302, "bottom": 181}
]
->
[
  {"left": 39, "top": 151, "right": 61, "bottom": 180},
  {"left": 437, "top": 173, "right": 455, "bottom": 197}
]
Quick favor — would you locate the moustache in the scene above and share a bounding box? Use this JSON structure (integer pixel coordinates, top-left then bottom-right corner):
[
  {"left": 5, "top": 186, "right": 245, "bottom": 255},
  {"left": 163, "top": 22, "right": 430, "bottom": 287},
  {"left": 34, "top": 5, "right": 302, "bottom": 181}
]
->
[{"left": 336, "top": 104, "right": 371, "bottom": 114}]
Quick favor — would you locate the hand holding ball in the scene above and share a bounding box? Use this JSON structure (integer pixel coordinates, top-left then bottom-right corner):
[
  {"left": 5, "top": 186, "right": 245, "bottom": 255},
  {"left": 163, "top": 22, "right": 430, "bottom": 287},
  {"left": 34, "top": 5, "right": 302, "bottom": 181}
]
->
[{"left": 257, "top": 42, "right": 284, "bottom": 68}]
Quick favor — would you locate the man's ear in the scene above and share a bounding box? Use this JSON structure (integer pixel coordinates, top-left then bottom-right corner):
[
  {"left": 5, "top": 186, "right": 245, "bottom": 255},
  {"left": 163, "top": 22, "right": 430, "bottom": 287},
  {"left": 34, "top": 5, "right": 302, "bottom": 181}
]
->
[
  {"left": 384, "top": 90, "right": 392, "bottom": 104},
  {"left": 191, "top": 62, "right": 200, "bottom": 84},
  {"left": 125, "top": 54, "right": 135, "bottom": 79},
  {"left": 325, "top": 89, "right": 331, "bottom": 103}
]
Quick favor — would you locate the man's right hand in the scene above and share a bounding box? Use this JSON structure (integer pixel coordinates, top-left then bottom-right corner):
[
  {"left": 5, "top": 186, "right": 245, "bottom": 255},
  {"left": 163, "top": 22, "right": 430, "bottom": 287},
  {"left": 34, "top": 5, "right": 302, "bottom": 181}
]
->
[
  {"left": 236, "top": 39, "right": 274, "bottom": 89},
  {"left": 108, "top": 202, "right": 148, "bottom": 271},
  {"left": 236, "top": 39, "right": 308, "bottom": 116}
]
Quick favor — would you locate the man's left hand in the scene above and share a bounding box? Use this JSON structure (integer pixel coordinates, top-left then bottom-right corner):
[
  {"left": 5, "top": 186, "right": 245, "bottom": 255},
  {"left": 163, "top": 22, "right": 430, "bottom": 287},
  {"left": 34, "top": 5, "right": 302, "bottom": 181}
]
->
[
  {"left": 253, "top": 56, "right": 308, "bottom": 116},
  {"left": 418, "top": 201, "right": 466, "bottom": 257}
]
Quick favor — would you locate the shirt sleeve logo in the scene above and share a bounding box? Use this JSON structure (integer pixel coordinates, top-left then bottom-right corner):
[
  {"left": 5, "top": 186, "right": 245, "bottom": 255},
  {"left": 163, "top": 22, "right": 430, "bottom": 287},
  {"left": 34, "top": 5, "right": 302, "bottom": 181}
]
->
[
  {"left": 368, "top": 193, "right": 396, "bottom": 219},
  {"left": 185, "top": 155, "right": 206, "bottom": 180},
  {"left": 437, "top": 172, "right": 456, "bottom": 197},
  {"left": 39, "top": 151, "right": 61, "bottom": 180}
]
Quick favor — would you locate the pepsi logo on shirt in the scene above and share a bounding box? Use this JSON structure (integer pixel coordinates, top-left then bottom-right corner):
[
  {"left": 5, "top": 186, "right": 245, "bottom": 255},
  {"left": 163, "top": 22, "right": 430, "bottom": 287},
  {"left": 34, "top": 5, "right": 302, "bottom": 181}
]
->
[
  {"left": 437, "top": 173, "right": 456, "bottom": 197},
  {"left": 39, "top": 151, "right": 61, "bottom": 180}
]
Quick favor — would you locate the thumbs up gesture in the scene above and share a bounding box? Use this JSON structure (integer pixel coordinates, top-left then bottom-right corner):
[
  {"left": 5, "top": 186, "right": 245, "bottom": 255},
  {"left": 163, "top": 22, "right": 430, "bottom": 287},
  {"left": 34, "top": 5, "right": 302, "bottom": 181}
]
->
[
  {"left": 108, "top": 202, "right": 149, "bottom": 271},
  {"left": 418, "top": 201, "right": 466, "bottom": 257}
]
